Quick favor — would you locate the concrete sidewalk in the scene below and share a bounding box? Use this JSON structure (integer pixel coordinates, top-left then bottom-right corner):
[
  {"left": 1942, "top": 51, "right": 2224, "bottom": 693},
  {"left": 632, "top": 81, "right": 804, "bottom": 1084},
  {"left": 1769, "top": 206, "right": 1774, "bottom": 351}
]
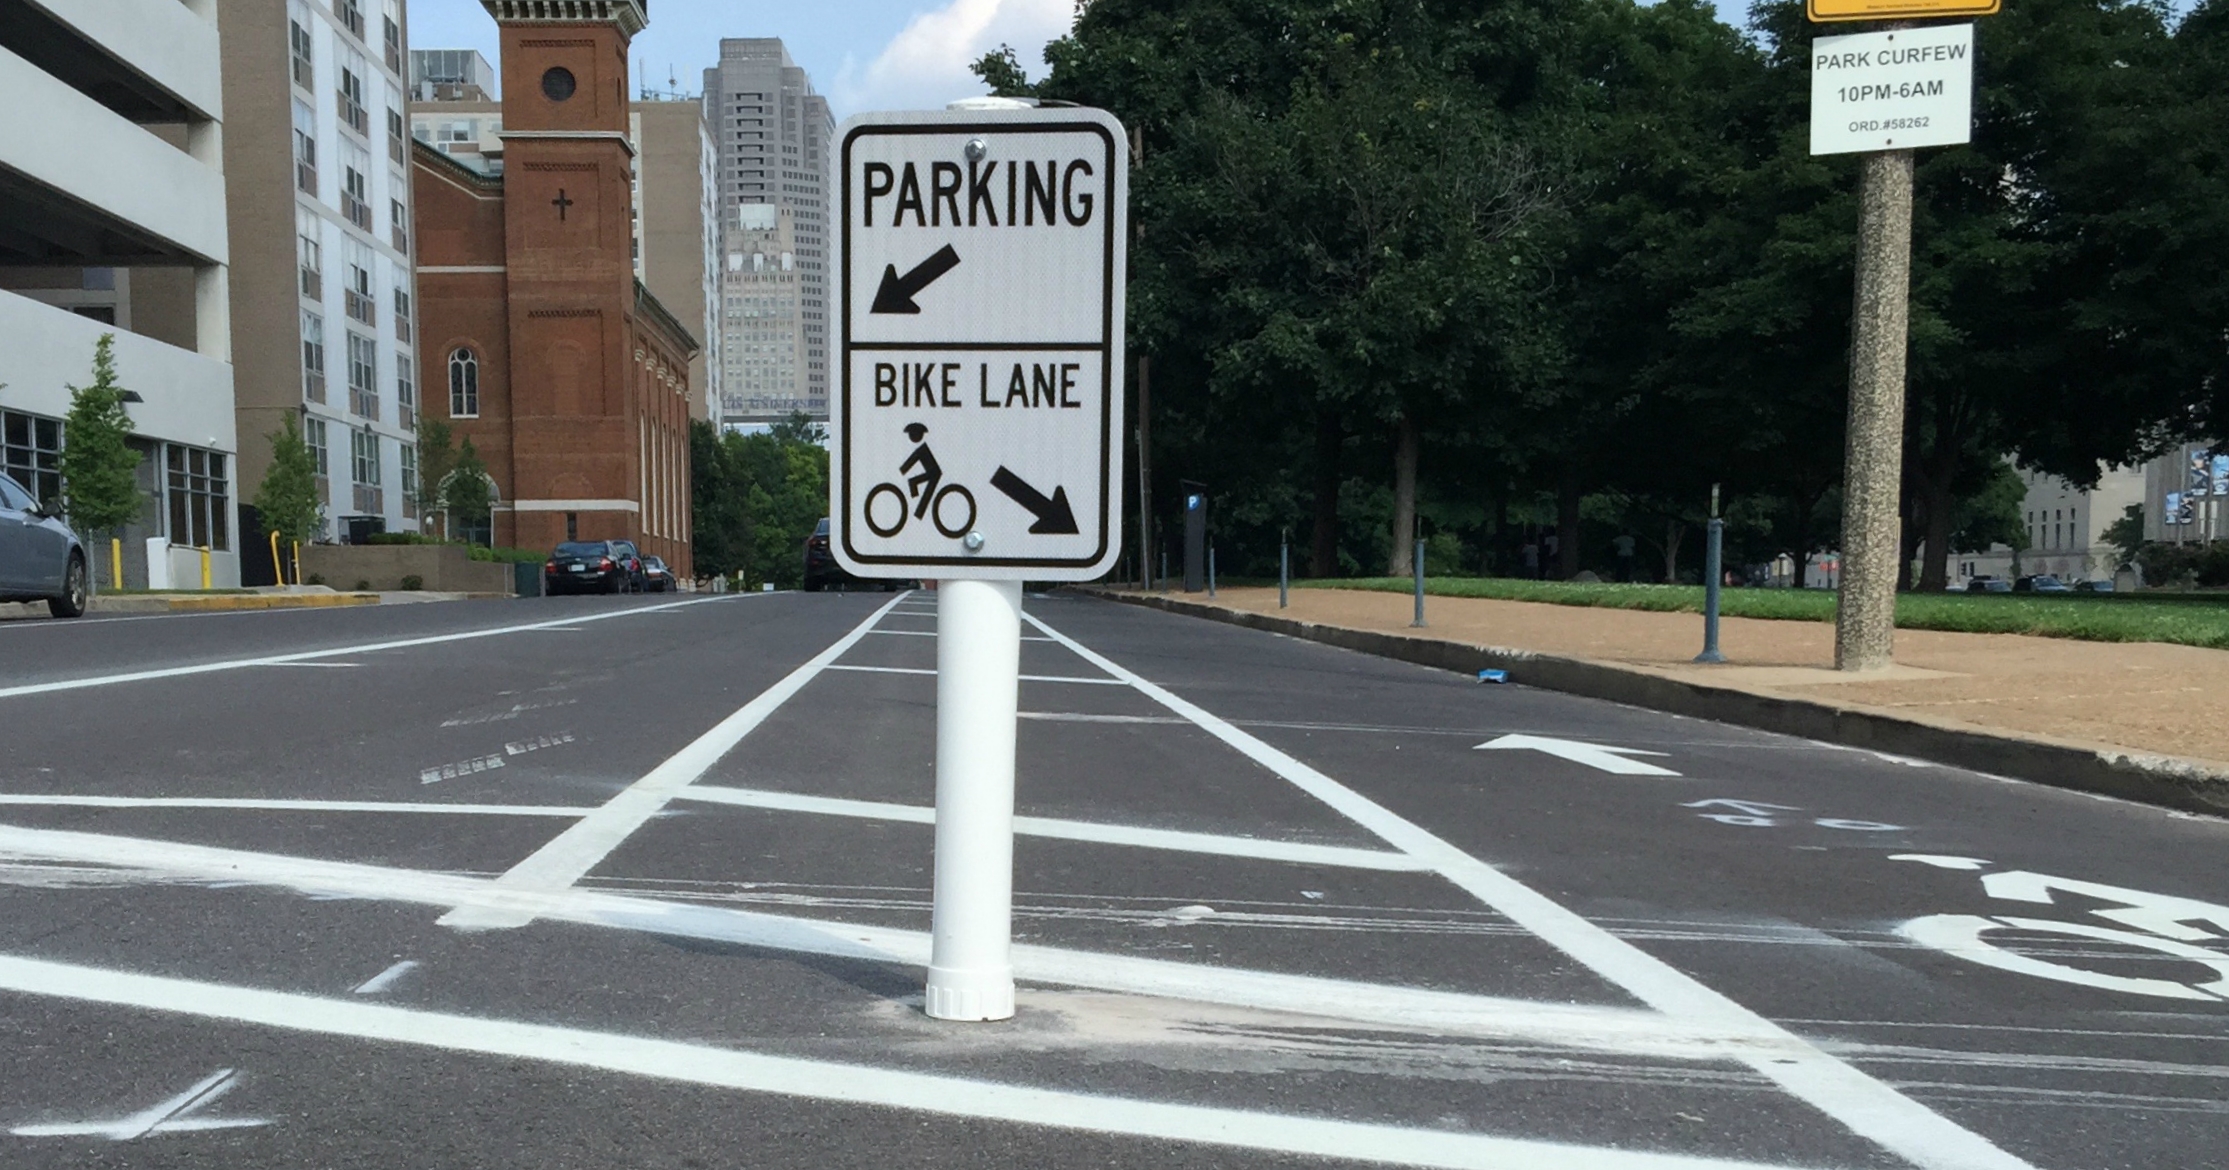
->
[
  {"left": 1101, "top": 586, "right": 2229, "bottom": 815},
  {"left": 0, "top": 587, "right": 507, "bottom": 621}
]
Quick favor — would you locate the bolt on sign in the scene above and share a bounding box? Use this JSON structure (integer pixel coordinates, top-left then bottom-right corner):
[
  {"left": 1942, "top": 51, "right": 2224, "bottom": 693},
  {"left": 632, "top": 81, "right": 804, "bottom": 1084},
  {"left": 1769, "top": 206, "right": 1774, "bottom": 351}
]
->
[
  {"left": 831, "top": 108, "right": 1128, "bottom": 580},
  {"left": 1810, "top": 23, "right": 1975, "bottom": 155},
  {"left": 1809, "top": 0, "right": 1998, "bottom": 20}
]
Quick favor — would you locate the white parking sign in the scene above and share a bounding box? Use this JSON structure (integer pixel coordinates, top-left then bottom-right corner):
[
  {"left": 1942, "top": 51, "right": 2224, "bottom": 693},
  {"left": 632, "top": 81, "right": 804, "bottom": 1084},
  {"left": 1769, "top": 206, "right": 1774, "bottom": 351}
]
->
[
  {"left": 831, "top": 108, "right": 1128, "bottom": 580},
  {"left": 1810, "top": 23, "right": 1974, "bottom": 155}
]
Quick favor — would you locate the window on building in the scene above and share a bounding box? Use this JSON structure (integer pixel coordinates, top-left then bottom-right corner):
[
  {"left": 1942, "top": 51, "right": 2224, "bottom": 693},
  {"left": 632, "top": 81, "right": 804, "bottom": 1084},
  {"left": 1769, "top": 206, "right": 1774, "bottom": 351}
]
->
[
  {"left": 448, "top": 348, "right": 479, "bottom": 417},
  {"left": 382, "top": 1, "right": 403, "bottom": 73},
  {"left": 293, "top": 101, "right": 319, "bottom": 194},
  {"left": 340, "top": 67, "right": 369, "bottom": 136},
  {"left": 297, "top": 209, "right": 322, "bottom": 299},
  {"left": 344, "top": 243, "right": 374, "bottom": 325},
  {"left": 290, "top": 16, "right": 314, "bottom": 90},
  {"left": 400, "top": 442, "right": 419, "bottom": 519},
  {"left": 337, "top": 0, "right": 365, "bottom": 41},
  {"left": 165, "top": 445, "right": 229, "bottom": 551},
  {"left": 387, "top": 102, "right": 406, "bottom": 166},
  {"left": 2, "top": 409, "right": 64, "bottom": 509},
  {"left": 347, "top": 331, "right": 378, "bottom": 419},
  {"left": 301, "top": 310, "right": 326, "bottom": 403},
  {"left": 390, "top": 194, "right": 410, "bottom": 254},
  {"left": 397, "top": 350, "right": 416, "bottom": 430},
  {"left": 350, "top": 427, "right": 382, "bottom": 515},
  {"left": 304, "top": 415, "right": 328, "bottom": 478},
  {"left": 341, "top": 142, "right": 372, "bottom": 229},
  {"left": 392, "top": 282, "right": 412, "bottom": 344}
]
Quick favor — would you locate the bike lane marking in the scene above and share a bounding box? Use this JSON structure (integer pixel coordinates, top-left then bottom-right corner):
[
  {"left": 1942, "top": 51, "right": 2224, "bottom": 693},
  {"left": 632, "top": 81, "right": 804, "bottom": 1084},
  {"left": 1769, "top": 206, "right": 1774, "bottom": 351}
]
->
[{"left": 1024, "top": 610, "right": 2039, "bottom": 1170}]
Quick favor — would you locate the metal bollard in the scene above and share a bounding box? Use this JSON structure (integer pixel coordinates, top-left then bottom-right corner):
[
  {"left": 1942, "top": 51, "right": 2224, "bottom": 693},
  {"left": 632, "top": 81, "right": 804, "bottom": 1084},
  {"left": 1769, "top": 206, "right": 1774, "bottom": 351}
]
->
[
  {"left": 1696, "top": 518, "right": 1726, "bottom": 663},
  {"left": 1279, "top": 536, "right": 1289, "bottom": 609},
  {"left": 1411, "top": 538, "right": 1426, "bottom": 628},
  {"left": 1207, "top": 545, "right": 1217, "bottom": 597}
]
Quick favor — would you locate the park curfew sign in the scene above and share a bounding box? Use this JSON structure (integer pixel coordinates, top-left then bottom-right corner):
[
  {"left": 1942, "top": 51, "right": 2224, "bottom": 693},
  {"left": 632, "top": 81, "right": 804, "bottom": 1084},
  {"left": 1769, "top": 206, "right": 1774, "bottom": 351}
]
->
[
  {"left": 1808, "top": 0, "right": 1998, "bottom": 21},
  {"left": 831, "top": 107, "right": 1128, "bottom": 581},
  {"left": 1810, "top": 23, "right": 1975, "bottom": 155}
]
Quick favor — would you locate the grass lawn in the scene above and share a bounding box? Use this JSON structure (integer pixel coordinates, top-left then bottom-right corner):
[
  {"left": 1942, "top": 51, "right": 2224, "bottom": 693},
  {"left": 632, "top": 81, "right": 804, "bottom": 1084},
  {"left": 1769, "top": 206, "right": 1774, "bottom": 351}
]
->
[{"left": 1297, "top": 577, "right": 2229, "bottom": 650}]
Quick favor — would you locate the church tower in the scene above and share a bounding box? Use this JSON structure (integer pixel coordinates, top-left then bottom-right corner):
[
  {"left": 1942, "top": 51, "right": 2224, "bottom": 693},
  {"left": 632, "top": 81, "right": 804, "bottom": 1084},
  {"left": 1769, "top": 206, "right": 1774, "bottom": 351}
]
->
[{"left": 467, "top": 0, "right": 694, "bottom": 569}]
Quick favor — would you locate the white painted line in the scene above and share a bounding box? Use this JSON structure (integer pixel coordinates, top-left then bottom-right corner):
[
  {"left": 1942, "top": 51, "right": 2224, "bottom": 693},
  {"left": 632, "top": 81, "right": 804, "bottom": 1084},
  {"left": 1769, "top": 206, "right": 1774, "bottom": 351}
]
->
[
  {"left": 255, "top": 661, "right": 361, "bottom": 668},
  {"left": 438, "top": 592, "right": 913, "bottom": 930},
  {"left": 866, "top": 629, "right": 936, "bottom": 636},
  {"left": 1020, "top": 711, "right": 1186, "bottom": 725},
  {"left": 0, "top": 595, "right": 748, "bottom": 700},
  {"left": 0, "top": 796, "right": 591, "bottom": 816},
  {"left": 1026, "top": 612, "right": 2038, "bottom": 1170},
  {"left": 1477, "top": 734, "right": 1681, "bottom": 777},
  {"left": 441, "top": 697, "right": 578, "bottom": 728},
  {"left": 0, "top": 823, "right": 1750, "bottom": 1058},
  {"left": 352, "top": 959, "right": 419, "bottom": 995},
  {"left": 503, "top": 732, "right": 576, "bottom": 757},
  {"left": 11, "top": 1066, "right": 266, "bottom": 1139},
  {"left": 420, "top": 754, "right": 506, "bottom": 785},
  {"left": 825, "top": 664, "right": 1123, "bottom": 685},
  {"left": 0, "top": 953, "right": 1817, "bottom": 1170},
  {"left": 675, "top": 785, "right": 1431, "bottom": 872}
]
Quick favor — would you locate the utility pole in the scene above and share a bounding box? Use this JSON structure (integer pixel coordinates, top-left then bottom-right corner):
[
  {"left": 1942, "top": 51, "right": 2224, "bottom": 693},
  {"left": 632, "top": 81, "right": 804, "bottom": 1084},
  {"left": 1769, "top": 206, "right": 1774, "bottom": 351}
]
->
[
  {"left": 1808, "top": 12, "right": 1980, "bottom": 670},
  {"left": 1834, "top": 146, "right": 1913, "bottom": 672}
]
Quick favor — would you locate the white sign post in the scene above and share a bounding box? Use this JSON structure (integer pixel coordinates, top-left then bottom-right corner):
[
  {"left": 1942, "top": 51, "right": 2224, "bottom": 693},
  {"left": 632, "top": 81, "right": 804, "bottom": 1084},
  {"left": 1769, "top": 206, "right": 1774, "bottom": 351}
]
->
[
  {"left": 833, "top": 106, "right": 1127, "bottom": 1021},
  {"left": 1810, "top": 24, "right": 1974, "bottom": 155}
]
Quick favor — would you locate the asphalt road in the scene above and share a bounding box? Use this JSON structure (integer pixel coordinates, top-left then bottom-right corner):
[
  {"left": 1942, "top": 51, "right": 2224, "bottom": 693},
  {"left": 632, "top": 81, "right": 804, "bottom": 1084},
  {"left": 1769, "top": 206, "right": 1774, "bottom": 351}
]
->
[{"left": 0, "top": 589, "right": 2221, "bottom": 1169}]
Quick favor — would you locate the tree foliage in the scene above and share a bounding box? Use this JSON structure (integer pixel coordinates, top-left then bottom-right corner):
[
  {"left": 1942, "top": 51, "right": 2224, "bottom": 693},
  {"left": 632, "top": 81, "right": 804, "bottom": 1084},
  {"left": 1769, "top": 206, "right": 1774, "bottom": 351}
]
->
[
  {"left": 690, "top": 415, "right": 829, "bottom": 587},
  {"left": 254, "top": 413, "right": 323, "bottom": 549},
  {"left": 58, "top": 334, "right": 142, "bottom": 536},
  {"left": 445, "top": 438, "right": 494, "bottom": 540}
]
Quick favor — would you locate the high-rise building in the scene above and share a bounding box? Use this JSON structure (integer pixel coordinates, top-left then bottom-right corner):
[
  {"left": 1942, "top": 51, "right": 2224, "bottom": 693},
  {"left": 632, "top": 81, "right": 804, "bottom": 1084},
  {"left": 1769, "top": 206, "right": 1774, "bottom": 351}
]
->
[
  {"left": 0, "top": 0, "right": 243, "bottom": 588},
  {"left": 722, "top": 205, "right": 803, "bottom": 419},
  {"left": 703, "top": 39, "right": 832, "bottom": 426},
  {"left": 220, "top": 0, "right": 420, "bottom": 549},
  {"left": 411, "top": 57, "right": 719, "bottom": 421}
]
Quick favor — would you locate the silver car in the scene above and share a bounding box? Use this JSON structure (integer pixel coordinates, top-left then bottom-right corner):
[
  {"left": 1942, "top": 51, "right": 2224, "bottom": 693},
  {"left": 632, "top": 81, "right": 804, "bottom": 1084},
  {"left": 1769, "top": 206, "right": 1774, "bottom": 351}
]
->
[{"left": 0, "top": 473, "right": 88, "bottom": 618}]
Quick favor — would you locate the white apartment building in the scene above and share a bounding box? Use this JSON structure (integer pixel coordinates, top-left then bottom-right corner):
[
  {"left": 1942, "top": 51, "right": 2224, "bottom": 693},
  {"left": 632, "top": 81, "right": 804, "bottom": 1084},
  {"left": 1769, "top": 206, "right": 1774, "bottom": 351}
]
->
[
  {"left": 721, "top": 205, "right": 804, "bottom": 425},
  {"left": 704, "top": 38, "right": 832, "bottom": 425},
  {"left": 216, "top": 0, "right": 420, "bottom": 552},
  {"left": 0, "top": 0, "right": 242, "bottom": 588}
]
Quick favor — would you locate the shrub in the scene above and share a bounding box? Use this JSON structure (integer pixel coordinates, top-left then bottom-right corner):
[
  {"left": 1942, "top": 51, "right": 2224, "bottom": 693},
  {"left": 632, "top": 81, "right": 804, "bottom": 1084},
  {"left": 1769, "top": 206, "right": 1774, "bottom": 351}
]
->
[
  {"left": 306, "top": 573, "right": 325, "bottom": 586},
  {"left": 400, "top": 574, "right": 424, "bottom": 591},
  {"left": 353, "top": 579, "right": 371, "bottom": 592},
  {"left": 365, "top": 532, "right": 444, "bottom": 545}
]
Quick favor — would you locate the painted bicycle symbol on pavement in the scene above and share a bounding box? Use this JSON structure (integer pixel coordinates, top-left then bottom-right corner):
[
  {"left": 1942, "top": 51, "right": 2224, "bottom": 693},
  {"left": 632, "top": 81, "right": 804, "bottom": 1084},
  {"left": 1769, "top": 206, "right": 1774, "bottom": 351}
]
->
[{"left": 1893, "top": 854, "right": 2229, "bottom": 1002}]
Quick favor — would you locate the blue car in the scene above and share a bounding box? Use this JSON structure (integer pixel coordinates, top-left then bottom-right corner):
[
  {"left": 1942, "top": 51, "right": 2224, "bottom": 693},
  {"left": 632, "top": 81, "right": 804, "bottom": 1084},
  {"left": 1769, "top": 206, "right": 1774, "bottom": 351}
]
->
[{"left": 0, "top": 473, "right": 88, "bottom": 618}]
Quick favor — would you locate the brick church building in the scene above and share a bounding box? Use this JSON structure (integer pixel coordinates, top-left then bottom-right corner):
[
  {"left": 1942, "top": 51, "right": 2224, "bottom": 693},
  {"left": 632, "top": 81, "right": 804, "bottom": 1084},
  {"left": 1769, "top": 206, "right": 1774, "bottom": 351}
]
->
[{"left": 413, "top": 0, "right": 696, "bottom": 574}]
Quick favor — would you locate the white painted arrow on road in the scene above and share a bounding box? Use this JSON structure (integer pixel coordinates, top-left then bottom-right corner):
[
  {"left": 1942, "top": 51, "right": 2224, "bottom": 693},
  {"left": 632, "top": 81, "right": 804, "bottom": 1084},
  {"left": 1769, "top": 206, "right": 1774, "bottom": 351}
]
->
[{"left": 1474, "top": 734, "right": 1681, "bottom": 776}]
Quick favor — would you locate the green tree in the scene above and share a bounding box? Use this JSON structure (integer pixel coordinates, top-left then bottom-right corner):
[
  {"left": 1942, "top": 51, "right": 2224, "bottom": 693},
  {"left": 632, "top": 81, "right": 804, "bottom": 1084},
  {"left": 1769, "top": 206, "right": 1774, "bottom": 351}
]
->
[
  {"left": 254, "top": 413, "right": 322, "bottom": 563},
  {"left": 445, "top": 438, "right": 493, "bottom": 542},
  {"left": 688, "top": 418, "right": 828, "bottom": 586},
  {"left": 59, "top": 334, "right": 144, "bottom": 549},
  {"left": 2102, "top": 503, "right": 2144, "bottom": 569},
  {"left": 415, "top": 418, "right": 459, "bottom": 536}
]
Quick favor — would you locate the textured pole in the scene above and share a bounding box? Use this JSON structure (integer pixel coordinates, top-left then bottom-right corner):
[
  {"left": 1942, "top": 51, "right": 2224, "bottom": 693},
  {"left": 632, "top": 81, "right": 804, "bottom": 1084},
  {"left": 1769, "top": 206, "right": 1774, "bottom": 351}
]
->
[
  {"left": 926, "top": 578, "right": 1022, "bottom": 1021},
  {"left": 1207, "top": 545, "right": 1217, "bottom": 598},
  {"left": 1411, "top": 538, "right": 1427, "bottom": 628},
  {"left": 1137, "top": 356, "right": 1152, "bottom": 590},
  {"left": 1697, "top": 518, "right": 1726, "bottom": 664},
  {"left": 1835, "top": 148, "right": 1913, "bottom": 672}
]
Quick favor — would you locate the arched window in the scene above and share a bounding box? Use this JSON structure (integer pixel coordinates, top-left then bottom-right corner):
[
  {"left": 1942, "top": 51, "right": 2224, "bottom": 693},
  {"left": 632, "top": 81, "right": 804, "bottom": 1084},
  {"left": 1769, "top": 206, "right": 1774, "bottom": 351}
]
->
[{"left": 448, "top": 347, "right": 479, "bottom": 417}]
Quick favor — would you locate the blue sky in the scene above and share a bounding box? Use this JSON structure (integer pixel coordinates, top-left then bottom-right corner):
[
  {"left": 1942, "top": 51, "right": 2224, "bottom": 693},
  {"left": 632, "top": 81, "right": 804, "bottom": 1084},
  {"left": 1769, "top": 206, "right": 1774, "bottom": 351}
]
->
[{"left": 404, "top": 0, "right": 1080, "bottom": 119}]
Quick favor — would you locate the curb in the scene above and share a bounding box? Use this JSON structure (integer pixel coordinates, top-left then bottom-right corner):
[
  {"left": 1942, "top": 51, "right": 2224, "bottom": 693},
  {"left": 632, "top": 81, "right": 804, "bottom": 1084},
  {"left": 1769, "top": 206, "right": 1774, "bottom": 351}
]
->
[
  {"left": 86, "top": 593, "right": 381, "bottom": 615},
  {"left": 1088, "top": 589, "right": 2229, "bottom": 817}
]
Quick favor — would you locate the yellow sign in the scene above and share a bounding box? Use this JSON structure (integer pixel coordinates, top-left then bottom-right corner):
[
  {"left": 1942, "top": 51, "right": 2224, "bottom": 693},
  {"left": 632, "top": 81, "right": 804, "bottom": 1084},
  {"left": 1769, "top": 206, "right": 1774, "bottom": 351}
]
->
[{"left": 1809, "top": 0, "right": 1998, "bottom": 21}]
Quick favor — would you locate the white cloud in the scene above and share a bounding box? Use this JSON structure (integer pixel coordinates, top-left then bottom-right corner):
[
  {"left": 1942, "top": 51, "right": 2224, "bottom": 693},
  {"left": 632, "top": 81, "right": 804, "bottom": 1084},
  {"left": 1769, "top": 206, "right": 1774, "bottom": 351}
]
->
[{"left": 831, "top": 0, "right": 1074, "bottom": 118}]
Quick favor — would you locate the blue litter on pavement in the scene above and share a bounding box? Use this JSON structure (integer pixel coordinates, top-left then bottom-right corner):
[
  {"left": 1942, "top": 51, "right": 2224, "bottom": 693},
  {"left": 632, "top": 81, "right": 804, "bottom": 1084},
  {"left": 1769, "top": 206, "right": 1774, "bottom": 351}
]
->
[{"left": 1477, "top": 670, "right": 1508, "bottom": 684}]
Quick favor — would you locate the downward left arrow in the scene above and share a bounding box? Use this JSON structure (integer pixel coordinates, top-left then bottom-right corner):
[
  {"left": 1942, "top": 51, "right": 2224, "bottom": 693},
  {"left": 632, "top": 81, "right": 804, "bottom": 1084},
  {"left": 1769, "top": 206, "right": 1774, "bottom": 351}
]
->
[{"left": 871, "top": 244, "right": 961, "bottom": 314}]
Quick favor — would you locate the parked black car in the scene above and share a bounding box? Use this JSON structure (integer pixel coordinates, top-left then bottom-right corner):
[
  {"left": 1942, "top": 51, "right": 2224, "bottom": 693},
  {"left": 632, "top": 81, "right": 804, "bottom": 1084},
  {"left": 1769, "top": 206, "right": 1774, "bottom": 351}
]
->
[
  {"left": 802, "top": 517, "right": 905, "bottom": 592},
  {"left": 544, "top": 540, "right": 646, "bottom": 594},
  {"left": 641, "top": 555, "right": 675, "bottom": 593},
  {"left": 2013, "top": 574, "right": 2072, "bottom": 593},
  {"left": 0, "top": 473, "right": 87, "bottom": 618},
  {"left": 1963, "top": 575, "right": 2012, "bottom": 593}
]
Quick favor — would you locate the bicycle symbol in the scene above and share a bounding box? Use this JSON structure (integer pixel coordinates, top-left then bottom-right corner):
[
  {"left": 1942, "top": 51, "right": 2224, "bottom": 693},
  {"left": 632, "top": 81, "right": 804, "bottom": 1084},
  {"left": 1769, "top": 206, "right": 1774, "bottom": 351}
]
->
[
  {"left": 1894, "top": 855, "right": 2229, "bottom": 1002},
  {"left": 865, "top": 422, "right": 976, "bottom": 539}
]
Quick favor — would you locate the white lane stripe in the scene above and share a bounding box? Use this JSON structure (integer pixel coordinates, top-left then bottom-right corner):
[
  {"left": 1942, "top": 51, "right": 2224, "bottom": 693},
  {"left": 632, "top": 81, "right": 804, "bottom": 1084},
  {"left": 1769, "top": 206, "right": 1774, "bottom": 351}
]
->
[
  {"left": 0, "top": 954, "right": 1818, "bottom": 1170},
  {"left": 438, "top": 592, "right": 912, "bottom": 930},
  {"left": 674, "top": 785, "right": 1431, "bottom": 872},
  {"left": 0, "top": 595, "right": 746, "bottom": 700},
  {"left": 0, "top": 823, "right": 1746, "bottom": 1058},
  {"left": 0, "top": 796, "right": 591, "bottom": 816},
  {"left": 825, "top": 664, "right": 1122, "bottom": 685},
  {"left": 351, "top": 959, "right": 419, "bottom": 994},
  {"left": 1026, "top": 612, "right": 2038, "bottom": 1170}
]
